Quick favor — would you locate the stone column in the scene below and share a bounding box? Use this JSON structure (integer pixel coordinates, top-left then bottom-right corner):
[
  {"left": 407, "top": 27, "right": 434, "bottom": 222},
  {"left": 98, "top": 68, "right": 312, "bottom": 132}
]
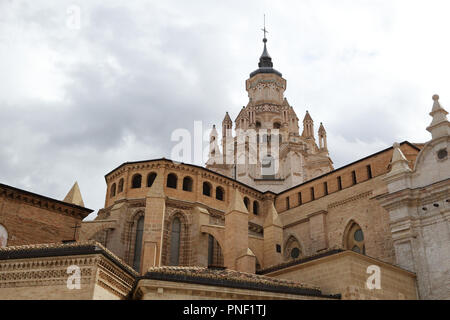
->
[
  {"left": 224, "top": 188, "right": 254, "bottom": 272},
  {"left": 141, "top": 168, "right": 166, "bottom": 273}
]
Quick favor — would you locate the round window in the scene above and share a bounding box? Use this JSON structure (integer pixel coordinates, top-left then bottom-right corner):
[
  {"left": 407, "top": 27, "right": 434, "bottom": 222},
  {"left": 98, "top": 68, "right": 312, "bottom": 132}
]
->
[
  {"left": 437, "top": 149, "right": 448, "bottom": 160},
  {"left": 290, "top": 247, "right": 300, "bottom": 259},
  {"left": 354, "top": 229, "right": 364, "bottom": 242}
]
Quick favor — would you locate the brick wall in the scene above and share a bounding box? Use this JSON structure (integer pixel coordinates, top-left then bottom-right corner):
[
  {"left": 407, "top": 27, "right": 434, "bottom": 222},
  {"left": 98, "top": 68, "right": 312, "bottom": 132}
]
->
[{"left": 0, "top": 184, "right": 90, "bottom": 246}]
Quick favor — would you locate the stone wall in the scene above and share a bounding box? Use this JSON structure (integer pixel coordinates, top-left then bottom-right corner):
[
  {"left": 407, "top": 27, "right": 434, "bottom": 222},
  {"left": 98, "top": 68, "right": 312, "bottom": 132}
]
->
[{"left": 263, "top": 251, "right": 417, "bottom": 300}]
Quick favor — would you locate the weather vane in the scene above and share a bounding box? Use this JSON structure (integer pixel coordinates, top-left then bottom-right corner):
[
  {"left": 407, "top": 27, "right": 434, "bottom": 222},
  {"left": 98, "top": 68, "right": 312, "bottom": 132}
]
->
[{"left": 261, "top": 14, "right": 268, "bottom": 39}]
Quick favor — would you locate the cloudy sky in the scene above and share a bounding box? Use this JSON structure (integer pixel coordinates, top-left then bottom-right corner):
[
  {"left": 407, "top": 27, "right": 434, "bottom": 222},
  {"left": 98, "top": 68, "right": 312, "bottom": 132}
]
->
[{"left": 1, "top": 0, "right": 449, "bottom": 220}]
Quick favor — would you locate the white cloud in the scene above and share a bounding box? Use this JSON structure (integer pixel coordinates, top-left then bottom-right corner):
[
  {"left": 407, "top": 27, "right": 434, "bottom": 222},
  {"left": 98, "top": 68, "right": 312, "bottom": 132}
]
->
[{"left": 0, "top": 0, "right": 448, "bottom": 218}]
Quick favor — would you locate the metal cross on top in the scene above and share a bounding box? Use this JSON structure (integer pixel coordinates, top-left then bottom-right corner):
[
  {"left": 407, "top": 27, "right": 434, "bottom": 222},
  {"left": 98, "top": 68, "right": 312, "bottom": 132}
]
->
[{"left": 261, "top": 14, "right": 268, "bottom": 39}]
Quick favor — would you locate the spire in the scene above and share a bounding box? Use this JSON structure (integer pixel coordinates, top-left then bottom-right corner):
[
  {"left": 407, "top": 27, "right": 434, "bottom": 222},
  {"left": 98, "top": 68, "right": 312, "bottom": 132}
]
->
[
  {"left": 258, "top": 38, "right": 273, "bottom": 68},
  {"left": 223, "top": 112, "right": 232, "bottom": 123},
  {"left": 318, "top": 122, "right": 328, "bottom": 150},
  {"left": 249, "top": 19, "right": 282, "bottom": 78},
  {"left": 63, "top": 182, "right": 85, "bottom": 207},
  {"left": 427, "top": 94, "right": 449, "bottom": 140},
  {"left": 302, "top": 111, "right": 314, "bottom": 138},
  {"left": 318, "top": 122, "right": 326, "bottom": 134},
  {"left": 210, "top": 124, "right": 218, "bottom": 137},
  {"left": 303, "top": 111, "right": 313, "bottom": 122}
]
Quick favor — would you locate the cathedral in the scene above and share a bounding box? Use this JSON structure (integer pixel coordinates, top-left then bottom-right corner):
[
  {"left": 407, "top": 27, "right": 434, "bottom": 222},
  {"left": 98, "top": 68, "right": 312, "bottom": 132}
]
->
[{"left": 0, "top": 35, "right": 449, "bottom": 300}]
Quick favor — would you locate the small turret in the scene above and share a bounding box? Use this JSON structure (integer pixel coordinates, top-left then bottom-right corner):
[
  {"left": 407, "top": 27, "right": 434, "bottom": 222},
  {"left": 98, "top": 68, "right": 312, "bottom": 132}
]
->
[
  {"left": 302, "top": 111, "right": 314, "bottom": 139},
  {"left": 427, "top": 94, "right": 449, "bottom": 140},
  {"left": 209, "top": 125, "right": 219, "bottom": 160},
  {"left": 222, "top": 112, "right": 232, "bottom": 137},
  {"left": 318, "top": 122, "right": 327, "bottom": 150}
]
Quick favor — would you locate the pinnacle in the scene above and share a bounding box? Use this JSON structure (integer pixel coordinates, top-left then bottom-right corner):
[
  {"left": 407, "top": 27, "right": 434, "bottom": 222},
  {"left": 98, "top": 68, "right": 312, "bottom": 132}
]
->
[
  {"left": 227, "top": 189, "right": 248, "bottom": 214},
  {"left": 387, "top": 143, "right": 412, "bottom": 176},
  {"left": 264, "top": 202, "right": 282, "bottom": 228},
  {"left": 63, "top": 182, "right": 85, "bottom": 207}
]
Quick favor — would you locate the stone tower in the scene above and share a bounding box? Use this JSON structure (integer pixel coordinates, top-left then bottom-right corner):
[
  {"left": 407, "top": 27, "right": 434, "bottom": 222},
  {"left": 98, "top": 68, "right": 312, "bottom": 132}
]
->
[{"left": 206, "top": 35, "right": 333, "bottom": 193}]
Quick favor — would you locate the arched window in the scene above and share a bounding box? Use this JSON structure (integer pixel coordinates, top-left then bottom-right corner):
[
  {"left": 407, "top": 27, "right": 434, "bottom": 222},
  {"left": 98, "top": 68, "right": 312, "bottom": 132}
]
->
[
  {"left": 273, "top": 122, "right": 281, "bottom": 129},
  {"left": 167, "top": 173, "right": 177, "bottom": 189},
  {"left": 256, "top": 121, "right": 261, "bottom": 129},
  {"left": 284, "top": 236, "right": 302, "bottom": 261},
  {"left": 132, "top": 216, "right": 144, "bottom": 271},
  {"left": 183, "top": 176, "right": 193, "bottom": 192},
  {"left": 203, "top": 182, "right": 212, "bottom": 196},
  {"left": 110, "top": 183, "right": 116, "bottom": 198},
  {"left": 147, "top": 172, "right": 157, "bottom": 187},
  {"left": 216, "top": 186, "right": 224, "bottom": 201},
  {"left": 118, "top": 178, "right": 124, "bottom": 193},
  {"left": 207, "top": 234, "right": 224, "bottom": 267},
  {"left": 131, "top": 174, "right": 142, "bottom": 189},
  {"left": 253, "top": 201, "right": 259, "bottom": 215},
  {"left": 243, "top": 197, "right": 250, "bottom": 211},
  {"left": 0, "top": 224, "right": 8, "bottom": 247},
  {"left": 345, "top": 222, "right": 365, "bottom": 254},
  {"left": 169, "top": 218, "right": 181, "bottom": 266}
]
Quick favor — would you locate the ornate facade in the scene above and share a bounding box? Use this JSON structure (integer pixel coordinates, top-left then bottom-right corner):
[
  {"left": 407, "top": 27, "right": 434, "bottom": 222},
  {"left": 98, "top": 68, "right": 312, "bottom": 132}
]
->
[
  {"left": 206, "top": 37, "right": 333, "bottom": 193},
  {"left": 0, "top": 36, "right": 448, "bottom": 301}
]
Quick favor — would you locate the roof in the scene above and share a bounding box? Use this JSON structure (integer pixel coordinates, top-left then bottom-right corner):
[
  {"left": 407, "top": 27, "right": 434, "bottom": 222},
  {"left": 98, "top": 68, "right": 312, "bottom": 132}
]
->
[
  {"left": 249, "top": 38, "right": 282, "bottom": 78},
  {"left": 104, "top": 158, "right": 275, "bottom": 197},
  {"left": 104, "top": 141, "right": 421, "bottom": 198},
  {"left": 258, "top": 249, "right": 345, "bottom": 275},
  {"left": 276, "top": 141, "right": 421, "bottom": 196},
  {"left": 0, "top": 182, "right": 93, "bottom": 216},
  {"left": 258, "top": 249, "right": 417, "bottom": 277},
  {"left": 303, "top": 111, "right": 313, "bottom": 122},
  {"left": 140, "top": 266, "right": 340, "bottom": 299},
  {"left": 0, "top": 240, "right": 137, "bottom": 276}
]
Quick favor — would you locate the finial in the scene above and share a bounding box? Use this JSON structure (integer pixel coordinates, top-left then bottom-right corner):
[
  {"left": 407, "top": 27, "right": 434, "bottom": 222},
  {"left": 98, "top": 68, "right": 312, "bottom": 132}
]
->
[
  {"left": 261, "top": 14, "right": 268, "bottom": 41},
  {"left": 433, "top": 94, "right": 439, "bottom": 101}
]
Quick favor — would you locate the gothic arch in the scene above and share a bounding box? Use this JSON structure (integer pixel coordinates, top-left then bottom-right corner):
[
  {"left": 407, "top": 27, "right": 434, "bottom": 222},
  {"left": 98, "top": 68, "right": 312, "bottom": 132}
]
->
[
  {"left": 343, "top": 220, "right": 366, "bottom": 254},
  {"left": 125, "top": 210, "right": 145, "bottom": 266},
  {"left": 284, "top": 235, "right": 303, "bottom": 261},
  {"left": 207, "top": 234, "right": 224, "bottom": 267},
  {"left": 201, "top": 228, "right": 225, "bottom": 255},
  {"left": 163, "top": 211, "right": 190, "bottom": 266}
]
